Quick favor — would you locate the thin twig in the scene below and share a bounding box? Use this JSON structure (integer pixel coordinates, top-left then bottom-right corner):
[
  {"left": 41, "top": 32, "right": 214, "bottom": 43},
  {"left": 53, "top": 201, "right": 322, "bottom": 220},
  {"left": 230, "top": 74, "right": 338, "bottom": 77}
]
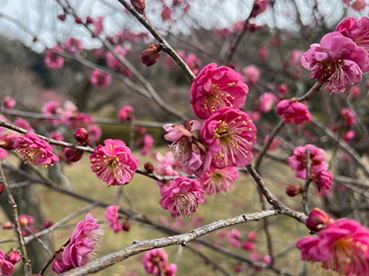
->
[{"left": 301, "top": 149, "right": 311, "bottom": 215}]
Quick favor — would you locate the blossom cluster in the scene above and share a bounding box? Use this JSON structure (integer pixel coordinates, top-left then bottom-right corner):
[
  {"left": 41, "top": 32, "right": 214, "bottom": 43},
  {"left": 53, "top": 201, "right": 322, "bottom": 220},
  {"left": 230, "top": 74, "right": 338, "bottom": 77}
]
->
[{"left": 142, "top": 248, "right": 177, "bottom": 276}]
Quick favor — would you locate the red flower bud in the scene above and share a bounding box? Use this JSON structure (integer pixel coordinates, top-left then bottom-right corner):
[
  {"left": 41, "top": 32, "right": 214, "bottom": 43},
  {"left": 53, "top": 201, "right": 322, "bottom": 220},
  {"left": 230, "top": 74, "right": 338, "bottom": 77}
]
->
[
  {"left": 140, "top": 44, "right": 162, "bottom": 66},
  {"left": 122, "top": 220, "right": 130, "bottom": 231},
  {"left": 250, "top": 0, "right": 270, "bottom": 18},
  {"left": 306, "top": 208, "right": 334, "bottom": 232},
  {"left": 130, "top": 0, "right": 146, "bottom": 14},
  {"left": 144, "top": 162, "right": 154, "bottom": 173},
  {"left": 75, "top": 16, "right": 83, "bottom": 24},
  {"left": 58, "top": 14, "right": 66, "bottom": 21},
  {"left": 86, "top": 16, "right": 94, "bottom": 24},
  {"left": 74, "top": 128, "right": 90, "bottom": 145},
  {"left": 285, "top": 184, "right": 303, "bottom": 197},
  {"left": 64, "top": 147, "right": 84, "bottom": 162}
]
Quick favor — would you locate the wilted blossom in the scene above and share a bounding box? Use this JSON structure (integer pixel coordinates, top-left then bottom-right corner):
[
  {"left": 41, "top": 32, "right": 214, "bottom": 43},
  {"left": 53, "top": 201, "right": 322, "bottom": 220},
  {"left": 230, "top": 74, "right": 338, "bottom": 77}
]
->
[
  {"left": 276, "top": 99, "right": 311, "bottom": 124},
  {"left": 242, "top": 65, "right": 260, "bottom": 86},
  {"left": 201, "top": 107, "right": 257, "bottom": 168},
  {"left": 198, "top": 166, "right": 239, "bottom": 195},
  {"left": 2, "top": 96, "right": 15, "bottom": 109},
  {"left": 259, "top": 92, "right": 278, "bottom": 113},
  {"left": 44, "top": 45, "right": 64, "bottom": 69},
  {"left": 90, "top": 139, "right": 139, "bottom": 186},
  {"left": 105, "top": 205, "right": 122, "bottom": 233},
  {"left": 14, "top": 133, "right": 59, "bottom": 166},
  {"left": 52, "top": 213, "right": 103, "bottom": 273},
  {"left": 64, "top": 37, "right": 84, "bottom": 53},
  {"left": 0, "top": 249, "right": 14, "bottom": 276},
  {"left": 337, "top": 17, "right": 369, "bottom": 53},
  {"left": 341, "top": 108, "right": 356, "bottom": 126},
  {"left": 159, "top": 176, "right": 205, "bottom": 217},
  {"left": 14, "top": 117, "right": 35, "bottom": 132},
  {"left": 343, "top": 129, "right": 355, "bottom": 143},
  {"left": 288, "top": 144, "right": 328, "bottom": 179},
  {"left": 142, "top": 248, "right": 168, "bottom": 274},
  {"left": 163, "top": 120, "right": 211, "bottom": 177},
  {"left": 296, "top": 218, "right": 369, "bottom": 276},
  {"left": 190, "top": 63, "right": 249, "bottom": 119},
  {"left": 141, "top": 134, "right": 154, "bottom": 156},
  {"left": 306, "top": 208, "right": 334, "bottom": 232},
  {"left": 90, "top": 69, "right": 112, "bottom": 88},
  {"left": 301, "top": 31, "right": 369, "bottom": 92}
]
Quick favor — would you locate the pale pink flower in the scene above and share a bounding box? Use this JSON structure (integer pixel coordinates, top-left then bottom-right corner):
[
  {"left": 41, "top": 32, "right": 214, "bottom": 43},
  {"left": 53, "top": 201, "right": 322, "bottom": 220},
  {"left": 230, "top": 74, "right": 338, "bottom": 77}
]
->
[
  {"left": 259, "top": 92, "right": 278, "bottom": 113},
  {"left": 276, "top": 99, "right": 311, "bottom": 124},
  {"left": 93, "top": 16, "right": 104, "bottom": 35},
  {"left": 90, "top": 139, "right": 139, "bottom": 186},
  {"left": 200, "top": 107, "right": 257, "bottom": 168},
  {"left": 288, "top": 144, "right": 328, "bottom": 179},
  {"left": 248, "top": 231, "right": 257, "bottom": 242},
  {"left": 0, "top": 249, "right": 14, "bottom": 276},
  {"left": 163, "top": 121, "right": 211, "bottom": 177},
  {"left": 190, "top": 63, "right": 249, "bottom": 119},
  {"left": 301, "top": 31, "right": 369, "bottom": 92},
  {"left": 105, "top": 205, "right": 122, "bottom": 233},
  {"left": 341, "top": 108, "right": 356, "bottom": 126},
  {"left": 343, "top": 129, "right": 355, "bottom": 142},
  {"left": 14, "top": 117, "right": 34, "bottom": 132},
  {"left": 141, "top": 134, "right": 154, "bottom": 156},
  {"left": 289, "top": 49, "right": 304, "bottom": 65},
  {"left": 159, "top": 176, "right": 205, "bottom": 217},
  {"left": 52, "top": 213, "right": 103, "bottom": 273},
  {"left": 337, "top": 17, "right": 369, "bottom": 53},
  {"left": 90, "top": 69, "right": 112, "bottom": 88},
  {"left": 230, "top": 228, "right": 242, "bottom": 248},
  {"left": 14, "top": 133, "right": 59, "bottom": 166},
  {"left": 198, "top": 166, "right": 239, "bottom": 195},
  {"left": 64, "top": 37, "right": 84, "bottom": 53},
  {"left": 242, "top": 65, "right": 260, "bottom": 86},
  {"left": 185, "top": 53, "right": 201, "bottom": 75},
  {"left": 297, "top": 218, "right": 369, "bottom": 276},
  {"left": 44, "top": 45, "right": 64, "bottom": 69},
  {"left": 69, "top": 113, "right": 94, "bottom": 129},
  {"left": 2, "top": 96, "right": 15, "bottom": 109},
  {"left": 306, "top": 208, "right": 334, "bottom": 232},
  {"left": 142, "top": 248, "right": 167, "bottom": 274},
  {"left": 155, "top": 152, "right": 179, "bottom": 177},
  {"left": 213, "top": 27, "right": 232, "bottom": 39}
]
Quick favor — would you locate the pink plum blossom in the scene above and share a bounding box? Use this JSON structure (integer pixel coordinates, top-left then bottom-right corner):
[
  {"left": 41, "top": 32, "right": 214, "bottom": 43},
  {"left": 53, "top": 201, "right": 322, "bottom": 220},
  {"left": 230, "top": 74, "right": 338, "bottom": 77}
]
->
[
  {"left": 200, "top": 107, "right": 257, "bottom": 168},
  {"left": 93, "top": 16, "right": 104, "bottom": 35},
  {"left": 142, "top": 248, "right": 168, "bottom": 274},
  {"left": 19, "top": 214, "right": 35, "bottom": 236},
  {"left": 230, "top": 228, "right": 242, "bottom": 248},
  {"left": 14, "top": 117, "right": 35, "bottom": 132},
  {"left": 306, "top": 208, "right": 334, "bottom": 232},
  {"left": 49, "top": 131, "right": 63, "bottom": 141},
  {"left": 90, "top": 139, "right": 139, "bottom": 186},
  {"left": 0, "top": 249, "right": 14, "bottom": 276},
  {"left": 341, "top": 108, "right": 356, "bottom": 126},
  {"left": 105, "top": 205, "right": 122, "bottom": 233},
  {"left": 250, "top": 0, "right": 270, "bottom": 17},
  {"left": 5, "top": 250, "right": 20, "bottom": 265},
  {"left": 14, "top": 133, "right": 59, "bottom": 166},
  {"left": 297, "top": 218, "right": 369, "bottom": 276},
  {"left": 301, "top": 31, "right": 369, "bottom": 92},
  {"left": 313, "top": 170, "right": 332, "bottom": 191},
  {"left": 52, "top": 213, "right": 103, "bottom": 273},
  {"left": 90, "top": 69, "right": 112, "bottom": 88},
  {"left": 2, "top": 96, "right": 15, "bottom": 109},
  {"left": 276, "top": 99, "right": 311, "bottom": 124},
  {"left": 44, "top": 45, "right": 64, "bottom": 69},
  {"left": 43, "top": 100, "right": 61, "bottom": 125},
  {"left": 159, "top": 176, "right": 205, "bottom": 217},
  {"left": 185, "top": 53, "right": 201, "bottom": 75},
  {"left": 348, "top": 85, "right": 360, "bottom": 99},
  {"left": 87, "top": 124, "right": 102, "bottom": 143},
  {"left": 198, "top": 166, "right": 239, "bottom": 195},
  {"left": 351, "top": 0, "right": 366, "bottom": 11},
  {"left": 343, "top": 129, "right": 355, "bottom": 143},
  {"left": 155, "top": 152, "right": 179, "bottom": 177},
  {"left": 288, "top": 144, "right": 328, "bottom": 179},
  {"left": 258, "top": 45, "right": 268, "bottom": 61},
  {"left": 242, "top": 65, "right": 260, "bottom": 86},
  {"left": 106, "top": 46, "right": 127, "bottom": 71},
  {"left": 337, "top": 17, "right": 369, "bottom": 52},
  {"left": 161, "top": 6, "right": 172, "bottom": 22},
  {"left": 259, "top": 92, "right": 278, "bottom": 113},
  {"left": 190, "top": 63, "right": 249, "bottom": 119},
  {"left": 117, "top": 104, "right": 133, "bottom": 122},
  {"left": 64, "top": 37, "right": 84, "bottom": 53},
  {"left": 141, "top": 134, "right": 154, "bottom": 156}
]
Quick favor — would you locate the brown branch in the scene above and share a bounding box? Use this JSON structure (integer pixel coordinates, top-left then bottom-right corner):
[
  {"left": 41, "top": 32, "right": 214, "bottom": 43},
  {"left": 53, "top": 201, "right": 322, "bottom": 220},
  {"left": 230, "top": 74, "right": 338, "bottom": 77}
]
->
[{"left": 301, "top": 149, "right": 311, "bottom": 215}]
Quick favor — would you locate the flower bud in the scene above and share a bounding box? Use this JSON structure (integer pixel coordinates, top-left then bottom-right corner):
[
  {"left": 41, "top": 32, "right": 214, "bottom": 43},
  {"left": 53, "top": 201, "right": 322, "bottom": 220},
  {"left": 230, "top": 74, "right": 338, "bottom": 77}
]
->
[
  {"left": 2, "top": 221, "right": 12, "bottom": 229},
  {"left": 3, "top": 96, "right": 16, "bottom": 109},
  {"left": 250, "top": 0, "right": 270, "bottom": 18},
  {"left": 130, "top": 0, "right": 146, "bottom": 14},
  {"left": 64, "top": 147, "right": 84, "bottom": 162},
  {"left": 122, "top": 220, "right": 130, "bottom": 231},
  {"left": 144, "top": 161, "right": 154, "bottom": 173},
  {"left": 140, "top": 44, "right": 162, "bottom": 66},
  {"left": 6, "top": 250, "right": 20, "bottom": 265},
  {"left": 75, "top": 16, "right": 83, "bottom": 24},
  {"left": 285, "top": 184, "right": 303, "bottom": 197},
  {"left": 74, "top": 128, "right": 90, "bottom": 145},
  {"left": 86, "top": 16, "right": 93, "bottom": 24},
  {"left": 58, "top": 13, "right": 66, "bottom": 21},
  {"left": 306, "top": 208, "right": 334, "bottom": 232},
  {"left": 314, "top": 170, "right": 332, "bottom": 191},
  {"left": 44, "top": 220, "right": 53, "bottom": 228}
]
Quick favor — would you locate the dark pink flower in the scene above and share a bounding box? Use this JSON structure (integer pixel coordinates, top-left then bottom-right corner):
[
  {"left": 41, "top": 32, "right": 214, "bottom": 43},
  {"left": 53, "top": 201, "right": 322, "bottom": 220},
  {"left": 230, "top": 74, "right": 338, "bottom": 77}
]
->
[
  {"left": 159, "top": 176, "right": 205, "bottom": 217},
  {"left": 0, "top": 249, "right": 14, "bottom": 276},
  {"left": 14, "top": 133, "right": 59, "bottom": 166},
  {"left": 276, "top": 99, "right": 311, "bottom": 124},
  {"left": 242, "top": 241, "right": 254, "bottom": 251},
  {"left": 314, "top": 170, "right": 332, "bottom": 191},
  {"left": 118, "top": 105, "right": 133, "bottom": 122},
  {"left": 190, "top": 63, "right": 249, "bottom": 119},
  {"left": 142, "top": 248, "right": 168, "bottom": 274},
  {"left": 198, "top": 166, "right": 239, "bottom": 195},
  {"left": 341, "top": 108, "right": 356, "bottom": 126},
  {"left": 288, "top": 144, "right": 328, "bottom": 179},
  {"left": 74, "top": 128, "right": 89, "bottom": 145},
  {"left": 306, "top": 208, "right": 334, "bottom": 232},
  {"left": 90, "top": 139, "right": 139, "bottom": 186},
  {"left": 49, "top": 131, "right": 63, "bottom": 141},
  {"left": 5, "top": 250, "right": 20, "bottom": 265},
  {"left": 90, "top": 69, "right": 112, "bottom": 88},
  {"left": 230, "top": 228, "right": 242, "bottom": 248},
  {"left": 242, "top": 65, "right": 260, "bottom": 86},
  {"left": 64, "top": 37, "right": 84, "bottom": 53},
  {"left": 161, "top": 6, "right": 172, "bottom": 21},
  {"left": 301, "top": 31, "right": 369, "bottom": 92},
  {"left": 2, "top": 96, "right": 15, "bottom": 109},
  {"left": 337, "top": 18, "right": 369, "bottom": 50},
  {"left": 44, "top": 45, "right": 64, "bottom": 69},
  {"left": 297, "top": 218, "right": 369, "bottom": 276},
  {"left": 52, "top": 213, "right": 103, "bottom": 273},
  {"left": 343, "top": 129, "right": 355, "bottom": 143},
  {"left": 14, "top": 117, "right": 34, "bottom": 132},
  {"left": 105, "top": 205, "right": 122, "bottom": 233},
  {"left": 140, "top": 44, "right": 162, "bottom": 66},
  {"left": 201, "top": 107, "right": 257, "bottom": 168}
]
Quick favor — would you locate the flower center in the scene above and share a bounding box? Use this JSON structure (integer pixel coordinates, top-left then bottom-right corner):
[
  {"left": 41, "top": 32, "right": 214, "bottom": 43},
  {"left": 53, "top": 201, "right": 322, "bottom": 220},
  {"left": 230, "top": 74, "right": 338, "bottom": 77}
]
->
[
  {"left": 175, "top": 192, "right": 197, "bottom": 216},
  {"left": 106, "top": 156, "right": 120, "bottom": 169},
  {"left": 204, "top": 83, "right": 235, "bottom": 113},
  {"left": 214, "top": 120, "right": 231, "bottom": 144}
]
